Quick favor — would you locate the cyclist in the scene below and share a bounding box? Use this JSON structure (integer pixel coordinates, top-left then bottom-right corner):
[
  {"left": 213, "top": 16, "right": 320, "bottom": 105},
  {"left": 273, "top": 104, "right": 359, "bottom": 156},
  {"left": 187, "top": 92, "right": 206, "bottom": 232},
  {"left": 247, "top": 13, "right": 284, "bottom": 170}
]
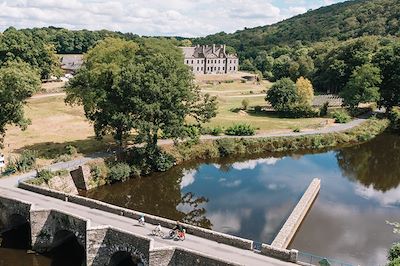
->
[
  {"left": 170, "top": 221, "right": 185, "bottom": 240},
  {"left": 153, "top": 223, "right": 163, "bottom": 236},
  {"left": 138, "top": 214, "right": 145, "bottom": 226}
]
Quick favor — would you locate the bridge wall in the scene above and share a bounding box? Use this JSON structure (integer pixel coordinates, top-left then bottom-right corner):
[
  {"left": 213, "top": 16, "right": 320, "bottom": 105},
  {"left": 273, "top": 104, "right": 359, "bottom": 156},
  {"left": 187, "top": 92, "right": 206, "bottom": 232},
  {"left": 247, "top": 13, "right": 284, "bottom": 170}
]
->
[
  {"left": 30, "top": 208, "right": 88, "bottom": 253},
  {"left": 0, "top": 195, "right": 32, "bottom": 229},
  {"left": 87, "top": 226, "right": 151, "bottom": 266},
  {"left": 20, "top": 181, "right": 253, "bottom": 250}
]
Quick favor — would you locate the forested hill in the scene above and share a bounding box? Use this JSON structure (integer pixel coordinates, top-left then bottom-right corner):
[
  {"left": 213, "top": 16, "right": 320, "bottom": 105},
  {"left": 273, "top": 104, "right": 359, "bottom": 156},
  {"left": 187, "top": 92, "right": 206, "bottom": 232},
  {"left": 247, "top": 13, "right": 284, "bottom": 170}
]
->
[{"left": 193, "top": 0, "right": 400, "bottom": 58}]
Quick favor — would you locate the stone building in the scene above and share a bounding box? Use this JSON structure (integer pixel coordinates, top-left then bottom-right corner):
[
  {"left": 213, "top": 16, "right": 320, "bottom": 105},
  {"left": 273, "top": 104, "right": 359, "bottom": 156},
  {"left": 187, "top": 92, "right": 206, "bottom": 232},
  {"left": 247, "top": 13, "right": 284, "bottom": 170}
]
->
[{"left": 181, "top": 44, "right": 239, "bottom": 74}]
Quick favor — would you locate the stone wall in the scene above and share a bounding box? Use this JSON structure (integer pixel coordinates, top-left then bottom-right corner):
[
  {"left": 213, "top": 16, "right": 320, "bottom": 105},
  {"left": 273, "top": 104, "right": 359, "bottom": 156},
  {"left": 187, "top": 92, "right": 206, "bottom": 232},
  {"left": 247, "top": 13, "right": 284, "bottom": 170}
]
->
[
  {"left": 45, "top": 174, "right": 79, "bottom": 194},
  {"left": 149, "top": 247, "right": 175, "bottom": 266},
  {"left": 87, "top": 226, "right": 151, "bottom": 266},
  {"left": 271, "top": 178, "right": 321, "bottom": 249},
  {"left": 19, "top": 181, "right": 254, "bottom": 251},
  {"left": 261, "top": 244, "right": 298, "bottom": 263},
  {"left": 30, "top": 208, "right": 88, "bottom": 253},
  {"left": 0, "top": 195, "right": 32, "bottom": 229},
  {"left": 70, "top": 165, "right": 92, "bottom": 190},
  {"left": 172, "top": 247, "right": 242, "bottom": 266}
]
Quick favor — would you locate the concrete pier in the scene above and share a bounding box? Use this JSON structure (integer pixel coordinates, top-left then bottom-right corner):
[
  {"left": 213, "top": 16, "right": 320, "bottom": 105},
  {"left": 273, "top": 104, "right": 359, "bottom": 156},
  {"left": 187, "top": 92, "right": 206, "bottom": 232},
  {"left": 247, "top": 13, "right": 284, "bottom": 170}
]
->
[{"left": 271, "top": 178, "right": 321, "bottom": 249}]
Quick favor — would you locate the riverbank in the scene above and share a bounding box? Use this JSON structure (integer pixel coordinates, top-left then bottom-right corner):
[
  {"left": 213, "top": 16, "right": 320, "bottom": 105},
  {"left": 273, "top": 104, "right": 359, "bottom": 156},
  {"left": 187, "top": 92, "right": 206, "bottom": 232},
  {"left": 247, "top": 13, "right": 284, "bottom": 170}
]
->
[
  {"left": 167, "top": 118, "right": 389, "bottom": 163},
  {"left": 26, "top": 118, "right": 389, "bottom": 192}
]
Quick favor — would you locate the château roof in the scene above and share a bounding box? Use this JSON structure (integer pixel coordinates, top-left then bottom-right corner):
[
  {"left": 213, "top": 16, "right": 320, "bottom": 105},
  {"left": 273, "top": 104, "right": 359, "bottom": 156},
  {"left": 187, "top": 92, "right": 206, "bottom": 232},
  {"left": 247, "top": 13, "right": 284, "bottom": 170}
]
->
[{"left": 181, "top": 45, "right": 237, "bottom": 59}]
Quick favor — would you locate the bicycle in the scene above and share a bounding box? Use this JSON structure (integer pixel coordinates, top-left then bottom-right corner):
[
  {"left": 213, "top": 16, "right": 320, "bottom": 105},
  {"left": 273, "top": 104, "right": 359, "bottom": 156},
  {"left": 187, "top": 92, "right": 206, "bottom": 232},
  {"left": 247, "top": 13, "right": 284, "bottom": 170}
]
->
[
  {"left": 138, "top": 216, "right": 145, "bottom": 226},
  {"left": 169, "top": 229, "right": 185, "bottom": 241},
  {"left": 152, "top": 227, "right": 165, "bottom": 238}
]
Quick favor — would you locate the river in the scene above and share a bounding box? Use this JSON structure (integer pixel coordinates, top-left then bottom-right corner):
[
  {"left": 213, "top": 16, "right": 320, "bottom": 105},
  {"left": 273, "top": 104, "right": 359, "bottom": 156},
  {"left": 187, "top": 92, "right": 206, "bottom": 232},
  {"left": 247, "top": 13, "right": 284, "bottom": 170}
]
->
[{"left": 2, "top": 133, "right": 400, "bottom": 265}]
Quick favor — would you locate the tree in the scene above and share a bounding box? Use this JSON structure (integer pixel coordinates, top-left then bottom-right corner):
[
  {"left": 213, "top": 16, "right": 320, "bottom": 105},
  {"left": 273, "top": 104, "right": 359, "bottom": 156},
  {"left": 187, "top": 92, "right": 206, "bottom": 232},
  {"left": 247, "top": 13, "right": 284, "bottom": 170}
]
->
[
  {"left": 66, "top": 38, "right": 217, "bottom": 151},
  {"left": 0, "top": 27, "right": 60, "bottom": 79},
  {"left": 374, "top": 41, "right": 400, "bottom": 110},
  {"left": 340, "top": 64, "right": 381, "bottom": 109},
  {"left": 0, "top": 62, "right": 41, "bottom": 148},
  {"left": 296, "top": 77, "right": 314, "bottom": 106},
  {"left": 240, "top": 59, "right": 256, "bottom": 71},
  {"left": 241, "top": 99, "right": 249, "bottom": 110},
  {"left": 266, "top": 78, "right": 298, "bottom": 111}
]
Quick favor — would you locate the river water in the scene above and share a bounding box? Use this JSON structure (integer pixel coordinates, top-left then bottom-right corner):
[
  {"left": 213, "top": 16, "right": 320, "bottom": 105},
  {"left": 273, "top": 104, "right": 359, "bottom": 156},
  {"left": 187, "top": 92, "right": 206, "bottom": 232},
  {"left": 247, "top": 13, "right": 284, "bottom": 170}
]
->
[{"left": 2, "top": 134, "right": 400, "bottom": 265}]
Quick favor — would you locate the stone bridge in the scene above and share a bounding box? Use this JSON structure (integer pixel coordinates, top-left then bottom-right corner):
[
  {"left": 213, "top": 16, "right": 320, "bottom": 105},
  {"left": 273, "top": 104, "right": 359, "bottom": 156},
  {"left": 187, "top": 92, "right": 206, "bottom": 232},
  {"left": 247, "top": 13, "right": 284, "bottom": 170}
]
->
[{"left": 0, "top": 159, "right": 320, "bottom": 266}]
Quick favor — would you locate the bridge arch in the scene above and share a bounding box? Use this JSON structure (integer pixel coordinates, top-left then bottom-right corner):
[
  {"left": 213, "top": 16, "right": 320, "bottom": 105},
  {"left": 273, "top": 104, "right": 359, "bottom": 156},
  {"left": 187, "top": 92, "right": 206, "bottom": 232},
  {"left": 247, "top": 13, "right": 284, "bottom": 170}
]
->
[
  {"left": 0, "top": 213, "right": 31, "bottom": 249},
  {"left": 48, "top": 229, "right": 85, "bottom": 266},
  {"left": 109, "top": 251, "right": 144, "bottom": 266}
]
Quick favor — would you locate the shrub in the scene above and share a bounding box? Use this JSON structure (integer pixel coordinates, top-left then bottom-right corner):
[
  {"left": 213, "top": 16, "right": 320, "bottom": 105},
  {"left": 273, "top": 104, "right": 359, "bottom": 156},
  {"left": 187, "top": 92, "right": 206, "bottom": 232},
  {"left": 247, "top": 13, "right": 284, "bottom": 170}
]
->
[
  {"left": 388, "top": 257, "right": 400, "bottom": 266},
  {"left": 389, "top": 107, "right": 400, "bottom": 133},
  {"left": 216, "top": 139, "right": 245, "bottom": 157},
  {"left": 65, "top": 145, "right": 78, "bottom": 156},
  {"left": 6, "top": 150, "right": 37, "bottom": 173},
  {"left": 153, "top": 151, "right": 175, "bottom": 172},
  {"left": 319, "top": 102, "right": 329, "bottom": 117},
  {"left": 36, "top": 169, "right": 54, "bottom": 184},
  {"left": 210, "top": 126, "right": 224, "bottom": 136},
  {"left": 331, "top": 110, "right": 351, "bottom": 123},
  {"left": 282, "top": 104, "right": 319, "bottom": 118},
  {"left": 254, "top": 105, "right": 263, "bottom": 113},
  {"left": 107, "top": 163, "right": 131, "bottom": 184},
  {"left": 242, "top": 99, "right": 250, "bottom": 110},
  {"left": 53, "top": 154, "right": 72, "bottom": 163},
  {"left": 389, "top": 243, "right": 400, "bottom": 262},
  {"left": 225, "top": 124, "right": 256, "bottom": 136},
  {"left": 90, "top": 161, "right": 109, "bottom": 183}
]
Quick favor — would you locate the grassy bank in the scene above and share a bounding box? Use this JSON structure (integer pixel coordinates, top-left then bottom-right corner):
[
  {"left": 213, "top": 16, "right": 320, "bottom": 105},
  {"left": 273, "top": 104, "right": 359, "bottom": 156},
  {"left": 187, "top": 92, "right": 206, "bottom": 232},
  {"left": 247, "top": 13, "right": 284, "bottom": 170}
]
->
[{"left": 167, "top": 118, "right": 390, "bottom": 163}]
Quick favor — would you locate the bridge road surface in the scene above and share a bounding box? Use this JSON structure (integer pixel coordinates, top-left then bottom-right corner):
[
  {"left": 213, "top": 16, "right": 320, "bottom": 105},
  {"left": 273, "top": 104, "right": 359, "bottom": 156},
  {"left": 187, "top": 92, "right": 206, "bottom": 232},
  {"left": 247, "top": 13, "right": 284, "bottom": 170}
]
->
[{"left": 0, "top": 180, "right": 295, "bottom": 265}]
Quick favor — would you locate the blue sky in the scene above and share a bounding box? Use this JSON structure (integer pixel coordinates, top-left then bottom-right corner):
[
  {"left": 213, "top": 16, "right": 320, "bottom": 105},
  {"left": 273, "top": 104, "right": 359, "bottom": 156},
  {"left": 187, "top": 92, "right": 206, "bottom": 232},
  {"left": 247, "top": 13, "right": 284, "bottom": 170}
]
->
[{"left": 0, "top": 0, "right": 346, "bottom": 37}]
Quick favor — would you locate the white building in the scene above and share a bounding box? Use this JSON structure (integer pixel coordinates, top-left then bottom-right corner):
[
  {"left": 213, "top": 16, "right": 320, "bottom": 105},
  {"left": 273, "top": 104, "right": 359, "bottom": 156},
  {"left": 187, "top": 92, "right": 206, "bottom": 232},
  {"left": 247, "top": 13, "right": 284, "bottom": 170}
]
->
[{"left": 181, "top": 45, "right": 239, "bottom": 74}]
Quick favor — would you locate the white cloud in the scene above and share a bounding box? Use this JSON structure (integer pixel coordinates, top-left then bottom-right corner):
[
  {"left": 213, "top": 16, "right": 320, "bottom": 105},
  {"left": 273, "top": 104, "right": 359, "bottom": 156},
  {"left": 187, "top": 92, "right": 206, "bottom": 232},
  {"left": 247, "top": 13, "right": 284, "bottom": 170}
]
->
[
  {"left": 231, "top": 157, "right": 281, "bottom": 170},
  {"left": 180, "top": 169, "right": 196, "bottom": 188},
  {"left": 0, "top": 0, "right": 285, "bottom": 36},
  {"left": 354, "top": 183, "right": 400, "bottom": 207}
]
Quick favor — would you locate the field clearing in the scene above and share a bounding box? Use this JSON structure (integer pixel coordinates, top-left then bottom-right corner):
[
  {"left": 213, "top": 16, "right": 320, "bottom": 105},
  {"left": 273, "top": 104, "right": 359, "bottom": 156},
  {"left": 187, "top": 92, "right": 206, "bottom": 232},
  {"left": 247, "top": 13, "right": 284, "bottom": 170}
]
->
[
  {"left": 3, "top": 75, "right": 327, "bottom": 161},
  {"left": 3, "top": 95, "right": 113, "bottom": 165}
]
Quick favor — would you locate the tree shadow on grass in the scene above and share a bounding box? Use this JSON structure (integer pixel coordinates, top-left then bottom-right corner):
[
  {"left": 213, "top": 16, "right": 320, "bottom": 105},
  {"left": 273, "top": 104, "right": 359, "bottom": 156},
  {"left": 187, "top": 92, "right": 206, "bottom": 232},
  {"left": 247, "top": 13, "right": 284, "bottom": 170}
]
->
[{"left": 14, "top": 136, "right": 116, "bottom": 160}]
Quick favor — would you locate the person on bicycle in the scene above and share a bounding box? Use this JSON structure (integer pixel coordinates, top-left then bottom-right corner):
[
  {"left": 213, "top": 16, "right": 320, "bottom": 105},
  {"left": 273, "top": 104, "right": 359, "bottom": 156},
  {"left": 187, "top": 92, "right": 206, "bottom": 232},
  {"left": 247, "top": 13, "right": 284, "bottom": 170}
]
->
[
  {"left": 138, "top": 214, "right": 145, "bottom": 225},
  {"left": 155, "top": 223, "right": 162, "bottom": 233},
  {"left": 171, "top": 221, "right": 185, "bottom": 239}
]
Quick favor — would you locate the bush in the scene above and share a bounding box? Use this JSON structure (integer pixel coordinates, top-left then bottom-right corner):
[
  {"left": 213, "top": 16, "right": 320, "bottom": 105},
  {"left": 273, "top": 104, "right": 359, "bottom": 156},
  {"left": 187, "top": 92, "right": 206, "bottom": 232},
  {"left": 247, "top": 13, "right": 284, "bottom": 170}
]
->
[
  {"left": 90, "top": 161, "right": 109, "bottom": 183},
  {"left": 282, "top": 104, "right": 319, "bottom": 118},
  {"left": 153, "top": 151, "right": 175, "bottom": 172},
  {"left": 107, "top": 163, "right": 131, "bottom": 184},
  {"left": 319, "top": 102, "right": 329, "bottom": 117},
  {"left": 53, "top": 154, "right": 72, "bottom": 163},
  {"left": 65, "top": 145, "right": 78, "bottom": 156},
  {"left": 225, "top": 124, "right": 256, "bottom": 136},
  {"left": 210, "top": 126, "right": 224, "bottom": 136},
  {"left": 389, "top": 107, "right": 400, "bottom": 133},
  {"left": 331, "top": 110, "right": 351, "bottom": 123},
  {"left": 242, "top": 99, "right": 250, "bottom": 110},
  {"left": 6, "top": 150, "right": 37, "bottom": 173},
  {"left": 216, "top": 139, "right": 245, "bottom": 157},
  {"left": 388, "top": 257, "right": 400, "bottom": 266},
  {"left": 389, "top": 243, "right": 400, "bottom": 262},
  {"left": 254, "top": 105, "right": 263, "bottom": 113}
]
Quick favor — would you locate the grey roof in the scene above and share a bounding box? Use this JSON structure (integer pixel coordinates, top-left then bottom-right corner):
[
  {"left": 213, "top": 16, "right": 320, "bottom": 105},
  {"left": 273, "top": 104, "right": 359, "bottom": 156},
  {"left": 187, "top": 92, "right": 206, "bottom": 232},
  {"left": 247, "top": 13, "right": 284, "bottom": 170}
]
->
[
  {"left": 60, "top": 54, "right": 83, "bottom": 71},
  {"left": 181, "top": 45, "right": 237, "bottom": 59}
]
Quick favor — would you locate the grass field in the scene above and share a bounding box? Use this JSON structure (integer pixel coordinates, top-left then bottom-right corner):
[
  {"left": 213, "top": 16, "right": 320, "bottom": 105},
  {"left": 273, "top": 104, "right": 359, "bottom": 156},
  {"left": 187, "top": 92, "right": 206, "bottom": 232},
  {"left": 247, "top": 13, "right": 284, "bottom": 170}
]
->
[
  {"left": 3, "top": 95, "right": 113, "bottom": 165},
  {"left": 3, "top": 73, "right": 327, "bottom": 162}
]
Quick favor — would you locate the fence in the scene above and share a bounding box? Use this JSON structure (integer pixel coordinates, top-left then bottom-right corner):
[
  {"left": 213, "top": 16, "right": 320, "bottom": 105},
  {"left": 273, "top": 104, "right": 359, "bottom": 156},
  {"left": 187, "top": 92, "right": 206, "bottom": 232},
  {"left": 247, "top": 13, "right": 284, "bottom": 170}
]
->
[{"left": 298, "top": 251, "right": 353, "bottom": 266}]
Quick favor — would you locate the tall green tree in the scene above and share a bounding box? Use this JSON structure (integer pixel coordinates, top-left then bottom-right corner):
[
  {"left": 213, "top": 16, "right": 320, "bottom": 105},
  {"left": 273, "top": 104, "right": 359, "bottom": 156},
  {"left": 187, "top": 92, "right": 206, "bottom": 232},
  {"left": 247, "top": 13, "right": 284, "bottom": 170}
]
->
[
  {"left": 266, "top": 78, "right": 298, "bottom": 111},
  {"left": 0, "top": 62, "right": 41, "bottom": 148},
  {"left": 0, "top": 27, "right": 60, "bottom": 79},
  {"left": 340, "top": 64, "right": 381, "bottom": 109},
  {"left": 374, "top": 41, "right": 400, "bottom": 110},
  {"left": 66, "top": 38, "right": 217, "bottom": 150}
]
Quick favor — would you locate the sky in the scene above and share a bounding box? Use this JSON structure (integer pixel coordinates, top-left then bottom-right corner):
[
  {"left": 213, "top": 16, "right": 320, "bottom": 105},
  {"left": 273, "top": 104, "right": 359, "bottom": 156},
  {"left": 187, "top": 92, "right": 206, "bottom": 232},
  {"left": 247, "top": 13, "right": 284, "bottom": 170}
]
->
[{"left": 0, "top": 0, "right": 347, "bottom": 37}]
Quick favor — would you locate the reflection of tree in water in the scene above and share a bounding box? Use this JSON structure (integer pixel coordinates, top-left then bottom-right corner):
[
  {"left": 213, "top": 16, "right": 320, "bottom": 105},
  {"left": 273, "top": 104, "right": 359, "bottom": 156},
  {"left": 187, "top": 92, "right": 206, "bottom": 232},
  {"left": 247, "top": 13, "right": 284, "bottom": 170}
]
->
[
  {"left": 336, "top": 134, "right": 400, "bottom": 192},
  {"left": 180, "top": 192, "right": 211, "bottom": 228},
  {"left": 85, "top": 165, "right": 212, "bottom": 229}
]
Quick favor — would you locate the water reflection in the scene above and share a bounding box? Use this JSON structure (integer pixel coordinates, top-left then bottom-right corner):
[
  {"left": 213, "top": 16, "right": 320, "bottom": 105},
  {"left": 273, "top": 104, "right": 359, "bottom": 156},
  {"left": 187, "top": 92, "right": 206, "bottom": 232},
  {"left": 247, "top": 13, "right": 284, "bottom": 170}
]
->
[{"left": 82, "top": 133, "right": 400, "bottom": 266}]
